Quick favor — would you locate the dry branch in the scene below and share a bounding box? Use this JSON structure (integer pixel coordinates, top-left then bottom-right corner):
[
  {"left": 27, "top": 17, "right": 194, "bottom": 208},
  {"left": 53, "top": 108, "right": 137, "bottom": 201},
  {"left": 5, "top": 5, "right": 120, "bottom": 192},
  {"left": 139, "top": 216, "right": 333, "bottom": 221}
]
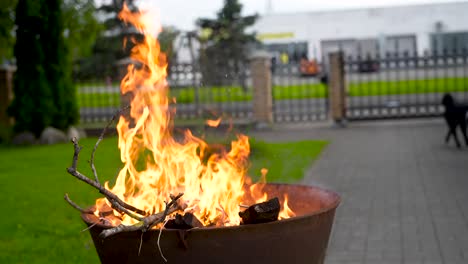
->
[
  {"left": 66, "top": 139, "right": 184, "bottom": 238},
  {"left": 65, "top": 107, "right": 184, "bottom": 241},
  {"left": 67, "top": 137, "right": 146, "bottom": 217},
  {"left": 89, "top": 105, "right": 130, "bottom": 184},
  {"left": 64, "top": 193, "right": 92, "bottom": 214},
  {"left": 99, "top": 193, "right": 184, "bottom": 239}
]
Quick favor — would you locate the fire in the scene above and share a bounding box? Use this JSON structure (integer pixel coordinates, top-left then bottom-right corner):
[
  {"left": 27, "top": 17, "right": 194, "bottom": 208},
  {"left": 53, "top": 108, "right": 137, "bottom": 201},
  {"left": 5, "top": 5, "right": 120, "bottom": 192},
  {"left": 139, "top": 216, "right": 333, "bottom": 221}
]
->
[
  {"left": 279, "top": 195, "right": 296, "bottom": 220},
  {"left": 94, "top": 4, "right": 295, "bottom": 227},
  {"left": 205, "top": 117, "right": 222, "bottom": 127}
]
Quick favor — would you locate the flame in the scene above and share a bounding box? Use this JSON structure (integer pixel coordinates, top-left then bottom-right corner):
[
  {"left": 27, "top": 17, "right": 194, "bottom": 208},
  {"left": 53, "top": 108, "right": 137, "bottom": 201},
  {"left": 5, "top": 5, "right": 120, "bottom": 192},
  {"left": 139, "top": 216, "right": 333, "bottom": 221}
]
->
[
  {"left": 249, "top": 168, "right": 268, "bottom": 203},
  {"left": 206, "top": 118, "right": 222, "bottom": 127},
  {"left": 279, "top": 194, "right": 296, "bottom": 220},
  {"left": 94, "top": 5, "right": 295, "bottom": 227}
]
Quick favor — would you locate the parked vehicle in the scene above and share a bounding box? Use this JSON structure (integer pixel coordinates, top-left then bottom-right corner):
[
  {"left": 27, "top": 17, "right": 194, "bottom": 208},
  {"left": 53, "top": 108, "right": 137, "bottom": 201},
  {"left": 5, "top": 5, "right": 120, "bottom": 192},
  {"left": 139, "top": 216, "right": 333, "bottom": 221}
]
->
[
  {"left": 300, "top": 58, "right": 320, "bottom": 76},
  {"left": 357, "top": 58, "right": 379, "bottom": 73}
]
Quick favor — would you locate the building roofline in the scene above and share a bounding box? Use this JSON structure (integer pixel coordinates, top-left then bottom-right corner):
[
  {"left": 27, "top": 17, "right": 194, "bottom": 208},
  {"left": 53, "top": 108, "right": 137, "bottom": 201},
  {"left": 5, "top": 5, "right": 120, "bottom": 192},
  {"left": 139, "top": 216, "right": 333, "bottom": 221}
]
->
[{"left": 262, "top": 0, "right": 468, "bottom": 18}]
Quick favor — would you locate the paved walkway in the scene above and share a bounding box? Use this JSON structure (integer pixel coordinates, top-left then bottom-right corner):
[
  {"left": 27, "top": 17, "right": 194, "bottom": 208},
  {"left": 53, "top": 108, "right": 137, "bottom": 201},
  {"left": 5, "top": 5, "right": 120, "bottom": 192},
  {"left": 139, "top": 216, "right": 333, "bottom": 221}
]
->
[{"left": 252, "top": 119, "right": 468, "bottom": 264}]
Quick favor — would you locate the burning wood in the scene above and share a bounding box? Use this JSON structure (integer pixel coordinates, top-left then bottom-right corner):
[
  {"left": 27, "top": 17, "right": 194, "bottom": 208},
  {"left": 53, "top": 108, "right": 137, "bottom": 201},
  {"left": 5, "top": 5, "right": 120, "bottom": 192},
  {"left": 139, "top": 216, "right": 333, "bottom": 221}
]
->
[
  {"left": 239, "top": 197, "right": 280, "bottom": 224},
  {"left": 65, "top": 135, "right": 184, "bottom": 239},
  {"left": 165, "top": 213, "right": 204, "bottom": 230}
]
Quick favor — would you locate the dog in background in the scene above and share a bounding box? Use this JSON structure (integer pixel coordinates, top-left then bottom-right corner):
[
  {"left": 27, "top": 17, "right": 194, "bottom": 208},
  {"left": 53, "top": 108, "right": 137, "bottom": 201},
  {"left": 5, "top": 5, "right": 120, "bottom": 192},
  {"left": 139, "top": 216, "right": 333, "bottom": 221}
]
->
[{"left": 441, "top": 93, "right": 468, "bottom": 148}]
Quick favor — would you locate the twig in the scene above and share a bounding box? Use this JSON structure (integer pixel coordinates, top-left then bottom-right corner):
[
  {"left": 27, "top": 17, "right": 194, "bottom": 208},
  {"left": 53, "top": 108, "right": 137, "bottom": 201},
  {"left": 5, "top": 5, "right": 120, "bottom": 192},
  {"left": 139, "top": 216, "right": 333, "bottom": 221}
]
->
[
  {"left": 138, "top": 231, "right": 144, "bottom": 256},
  {"left": 65, "top": 105, "right": 183, "bottom": 255},
  {"left": 99, "top": 193, "right": 183, "bottom": 239},
  {"left": 81, "top": 222, "right": 99, "bottom": 233},
  {"left": 148, "top": 193, "right": 184, "bottom": 230},
  {"left": 217, "top": 205, "right": 228, "bottom": 225},
  {"left": 89, "top": 106, "right": 130, "bottom": 184},
  {"left": 64, "top": 193, "right": 92, "bottom": 214},
  {"left": 157, "top": 219, "right": 170, "bottom": 262},
  {"left": 67, "top": 137, "right": 146, "bottom": 217}
]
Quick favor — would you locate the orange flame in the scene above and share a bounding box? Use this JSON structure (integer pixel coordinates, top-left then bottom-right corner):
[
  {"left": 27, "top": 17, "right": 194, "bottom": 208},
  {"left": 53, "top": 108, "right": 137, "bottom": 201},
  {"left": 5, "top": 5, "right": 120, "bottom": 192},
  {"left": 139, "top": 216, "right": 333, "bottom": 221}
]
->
[
  {"left": 206, "top": 118, "right": 222, "bottom": 127},
  {"left": 94, "top": 4, "right": 294, "bottom": 227},
  {"left": 279, "top": 194, "right": 296, "bottom": 220}
]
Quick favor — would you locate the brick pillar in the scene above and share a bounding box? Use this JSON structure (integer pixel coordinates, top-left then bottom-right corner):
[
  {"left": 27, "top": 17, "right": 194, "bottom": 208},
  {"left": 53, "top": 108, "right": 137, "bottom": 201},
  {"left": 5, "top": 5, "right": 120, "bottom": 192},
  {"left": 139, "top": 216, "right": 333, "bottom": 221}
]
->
[
  {"left": 328, "top": 52, "right": 346, "bottom": 124},
  {"left": 0, "top": 66, "right": 15, "bottom": 126},
  {"left": 250, "top": 51, "right": 273, "bottom": 128}
]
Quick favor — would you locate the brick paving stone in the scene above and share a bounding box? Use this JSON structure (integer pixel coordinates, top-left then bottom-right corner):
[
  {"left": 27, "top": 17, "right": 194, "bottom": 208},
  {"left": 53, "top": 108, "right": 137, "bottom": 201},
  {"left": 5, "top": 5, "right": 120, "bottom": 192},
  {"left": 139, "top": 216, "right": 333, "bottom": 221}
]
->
[{"left": 252, "top": 119, "right": 468, "bottom": 264}]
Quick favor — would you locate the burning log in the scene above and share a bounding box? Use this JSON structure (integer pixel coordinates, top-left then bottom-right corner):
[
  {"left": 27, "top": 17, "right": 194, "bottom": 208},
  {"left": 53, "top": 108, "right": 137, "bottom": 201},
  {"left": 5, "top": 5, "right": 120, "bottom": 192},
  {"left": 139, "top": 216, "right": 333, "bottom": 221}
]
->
[
  {"left": 165, "top": 213, "right": 204, "bottom": 230},
  {"left": 239, "top": 197, "right": 280, "bottom": 224}
]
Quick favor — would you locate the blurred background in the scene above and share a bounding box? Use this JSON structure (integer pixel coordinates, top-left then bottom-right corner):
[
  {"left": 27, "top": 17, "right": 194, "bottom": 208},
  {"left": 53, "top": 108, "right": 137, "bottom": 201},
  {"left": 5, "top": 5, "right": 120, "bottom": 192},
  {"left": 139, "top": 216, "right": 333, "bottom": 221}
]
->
[
  {"left": 2, "top": 0, "right": 468, "bottom": 136},
  {"left": 2, "top": 1, "right": 468, "bottom": 263}
]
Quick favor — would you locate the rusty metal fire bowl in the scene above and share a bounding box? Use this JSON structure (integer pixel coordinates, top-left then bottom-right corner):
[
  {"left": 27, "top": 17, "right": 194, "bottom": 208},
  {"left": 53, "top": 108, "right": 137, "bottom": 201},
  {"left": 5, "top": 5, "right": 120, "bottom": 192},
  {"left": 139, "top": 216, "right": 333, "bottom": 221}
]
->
[{"left": 82, "top": 183, "right": 340, "bottom": 264}]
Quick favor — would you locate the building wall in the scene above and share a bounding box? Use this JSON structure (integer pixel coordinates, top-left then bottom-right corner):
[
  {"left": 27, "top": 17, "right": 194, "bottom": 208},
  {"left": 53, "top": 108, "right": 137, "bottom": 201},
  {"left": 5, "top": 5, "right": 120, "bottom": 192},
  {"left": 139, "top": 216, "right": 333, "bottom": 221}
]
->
[{"left": 253, "top": 1, "right": 468, "bottom": 59}]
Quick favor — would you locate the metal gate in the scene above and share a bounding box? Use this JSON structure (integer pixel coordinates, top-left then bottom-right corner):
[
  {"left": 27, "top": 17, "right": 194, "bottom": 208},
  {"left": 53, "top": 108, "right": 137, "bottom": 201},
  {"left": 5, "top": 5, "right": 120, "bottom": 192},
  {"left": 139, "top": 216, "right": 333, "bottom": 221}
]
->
[
  {"left": 272, "top": 63, "right": 329, "bottom": 123},
  {"left": 344, "top": 51, "right": 468, "bottom": 120}
]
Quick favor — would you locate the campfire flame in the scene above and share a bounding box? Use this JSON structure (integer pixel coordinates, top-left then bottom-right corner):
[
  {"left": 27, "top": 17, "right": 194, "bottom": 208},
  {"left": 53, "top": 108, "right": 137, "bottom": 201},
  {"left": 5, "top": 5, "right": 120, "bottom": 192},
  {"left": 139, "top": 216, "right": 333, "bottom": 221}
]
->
[
  {"left": 94, "top": 4, "right": 295, "bottom": 227},
  {"left": 206, "top": 118, "right": 222, "bottom": 127}
]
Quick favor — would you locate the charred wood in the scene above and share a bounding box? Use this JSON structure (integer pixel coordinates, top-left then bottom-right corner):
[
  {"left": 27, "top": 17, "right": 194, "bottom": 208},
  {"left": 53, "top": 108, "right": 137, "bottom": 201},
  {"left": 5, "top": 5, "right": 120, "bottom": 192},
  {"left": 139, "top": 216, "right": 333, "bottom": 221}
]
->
[
  {"left": 239, "top": 197, "right": 280, "bottom": 224},
  {"left": 166, "top": 213, "right": 203, "bottom": 230}
]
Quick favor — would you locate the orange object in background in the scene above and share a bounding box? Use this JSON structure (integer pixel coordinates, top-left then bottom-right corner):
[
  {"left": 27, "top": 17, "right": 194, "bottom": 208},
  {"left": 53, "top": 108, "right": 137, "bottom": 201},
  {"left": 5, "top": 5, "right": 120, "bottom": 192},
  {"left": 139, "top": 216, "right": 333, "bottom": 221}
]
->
[{"left": 300, "top": 58, "right": 320, "bottom": 76}]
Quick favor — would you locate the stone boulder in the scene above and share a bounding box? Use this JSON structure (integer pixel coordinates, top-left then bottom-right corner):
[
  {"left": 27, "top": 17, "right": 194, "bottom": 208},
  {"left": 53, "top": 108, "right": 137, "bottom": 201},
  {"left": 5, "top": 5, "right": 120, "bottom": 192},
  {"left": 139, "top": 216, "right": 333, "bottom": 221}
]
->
[
  {"left": 39, "top": 127, "right": 68, "bottom": 145},
  {"left": 12, "top": 131, "right": 36, "bottom": 145},
  {"left": 67, "top": 126, "right": 87, "bottom": 141}
]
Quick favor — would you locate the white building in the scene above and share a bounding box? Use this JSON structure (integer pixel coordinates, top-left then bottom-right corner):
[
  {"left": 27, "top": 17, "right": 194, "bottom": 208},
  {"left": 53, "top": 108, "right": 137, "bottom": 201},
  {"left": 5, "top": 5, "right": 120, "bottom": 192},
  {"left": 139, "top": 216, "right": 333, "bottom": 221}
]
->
[{"left": 253, "top": 1, "right": 468, "bottom": 61}]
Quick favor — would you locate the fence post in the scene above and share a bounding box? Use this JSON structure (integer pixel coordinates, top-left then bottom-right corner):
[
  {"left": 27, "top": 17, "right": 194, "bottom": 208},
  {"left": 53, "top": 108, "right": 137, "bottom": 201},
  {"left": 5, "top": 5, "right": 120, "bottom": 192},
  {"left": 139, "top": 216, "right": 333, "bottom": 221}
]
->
[
  {"left": 250, "top": 51, "right": 273, "bottom": 128},
  {"left": 328, "top": 52, "right": 346, "bottom": 124},
  {"left": 0, "top": 66, "right": 15, "bottom": 127}
]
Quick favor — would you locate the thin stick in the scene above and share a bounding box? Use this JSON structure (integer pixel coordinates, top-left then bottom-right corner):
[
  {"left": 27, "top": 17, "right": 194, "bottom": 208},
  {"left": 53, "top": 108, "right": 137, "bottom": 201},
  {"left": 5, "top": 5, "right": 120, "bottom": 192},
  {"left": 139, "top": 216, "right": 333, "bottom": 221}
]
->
[
  {"left": 89, "top": 106, "right": 129, "bottom": 184},
  {"left": 64, "top": 106, "right": 185, "bottom": 242},
  {"left": 81, "top": 217, "right": 111, "bottom": 233},
  {"left": 157, "top": 219, "right": 170, "bottom": 262},
  {"left": 138, "top": 231, "right": 144, "bottom": 256},
  {"left": 81, "top": 222, "right": 98, "bottom": 233},
  {"left": 99, "top": 193, "right": 183, "bottom": 239},
  {"left": 64, "top": 193, "right": 92, "bottom": 214},
  {"left": 67, "top": 138, "right": 146, "bottom": 216},
  {"left": 148, "top": 193, "right": 184, "bottom": 230}
]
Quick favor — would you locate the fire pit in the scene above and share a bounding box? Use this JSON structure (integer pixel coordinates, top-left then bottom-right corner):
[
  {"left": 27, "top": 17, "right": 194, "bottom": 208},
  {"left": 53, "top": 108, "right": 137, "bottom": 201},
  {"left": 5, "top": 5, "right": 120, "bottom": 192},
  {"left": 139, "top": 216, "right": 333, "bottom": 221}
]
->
[
  {"left": 64, "top": 5, "right": 341, "bottom": 264},
  {"left": 82, "top": 183, "right": 340, "bottom": 264}
]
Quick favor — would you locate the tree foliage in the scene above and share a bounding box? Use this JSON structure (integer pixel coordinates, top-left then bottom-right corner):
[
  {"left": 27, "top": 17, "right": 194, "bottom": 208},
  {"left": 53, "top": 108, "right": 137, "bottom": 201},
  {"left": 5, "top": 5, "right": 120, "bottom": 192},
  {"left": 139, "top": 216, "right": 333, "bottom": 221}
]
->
[
  {"left": 63, "top": 0, "right": 103, "bottom": 60},
  {"left": 196, "top": 0, "right": 258, "bottom": 85},
  {"left": 74, "top": 0, "right": 139, "bottom": 80},
  {"left": 159, "top": 26, "right": 180, "bottom": 65},
  {"left": 8, "top": 0, "right": 78, "bottom": 136},
  {"left": 0, "top": 0, "right": 17, "bottom": 63},
  {"left": 9, "top": 0, "right": 52, "bottom": 136},
  {"left": 41, "top": 0, "right": 78, "bottom": 130}
]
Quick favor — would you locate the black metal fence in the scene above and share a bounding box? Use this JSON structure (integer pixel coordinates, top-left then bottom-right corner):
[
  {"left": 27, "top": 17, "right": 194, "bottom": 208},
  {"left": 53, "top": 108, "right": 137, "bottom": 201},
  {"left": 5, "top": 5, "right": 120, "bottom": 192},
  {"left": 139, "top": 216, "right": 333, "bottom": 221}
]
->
[
  {"left": 76, "top": 51, "right": 468, "bottom": 126},
  {"left": 76, "top": 79, "right": 120, "bottom": 125},
  {"left": 344, "top": 50, "right": 468, "bottom": 120},
  {"left": 272, "top": 63, "right": 329, "bottom": 123},
  {"left": 168, "top": 64, "right": 253, "bottom": 122},
  {"left": 76, "top": 64, "right": 253, "bottom": 126}
]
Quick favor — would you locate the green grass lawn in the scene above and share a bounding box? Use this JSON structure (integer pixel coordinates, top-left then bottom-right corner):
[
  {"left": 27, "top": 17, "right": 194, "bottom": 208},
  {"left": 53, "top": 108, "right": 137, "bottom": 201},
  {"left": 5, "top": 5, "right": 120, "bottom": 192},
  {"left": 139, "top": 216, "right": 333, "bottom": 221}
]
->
[
  {"left": 348, "top": 77, "right": 468, "bottom": 96},
  {"left": 77, "top": 92, "right": 121, "bottom": 108},
  {"left": 76, "top": 77, "right": 468, "bottom": 108},
  {"left": 0, "top": 136, "right": 327, "bottom": 263}
]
